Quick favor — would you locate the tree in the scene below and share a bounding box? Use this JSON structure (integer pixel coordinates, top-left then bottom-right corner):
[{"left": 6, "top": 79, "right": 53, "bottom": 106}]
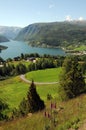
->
[
  {"left": 0, "top": 99, "right": 8, "bottom": 120},
  {"left": 21, "top": 53, "right": 24, "bottom": 60},
  {"left": 27, "top": 80, "right": 45, "bottom": 113},
  {"left": 19, "top": 98, "right": 28, "bottom": 116},
  {"left": 15, "top": 63, "right": 27, "bottom": 74},
  {"left": 19, "top": 81, "right": 45, "bottom": 116},
  {"left": 58, "top": 57, "right": 85, "bottom": 101}
]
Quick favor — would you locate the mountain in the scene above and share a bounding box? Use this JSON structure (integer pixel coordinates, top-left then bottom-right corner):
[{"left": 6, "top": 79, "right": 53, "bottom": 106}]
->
[
  {"left": 15, "top": 21, "right": 86, "bottom": 48},
  {"left": 0, "top": 35, "right": 9, "bottom": 43},
  {"left": 0, "top": 35, "right": 9, "bottom": 50},
  {"left": 0, "top": 26, "right": 22, "bottom": 39}
]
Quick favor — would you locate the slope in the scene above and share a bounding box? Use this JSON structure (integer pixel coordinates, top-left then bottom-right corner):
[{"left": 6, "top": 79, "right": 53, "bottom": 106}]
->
[{"left": 15, "top": 21, "right": 86, "bottom": 48}]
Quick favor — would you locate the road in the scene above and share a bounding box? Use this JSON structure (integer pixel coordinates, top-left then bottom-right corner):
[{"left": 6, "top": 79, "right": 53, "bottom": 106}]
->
[{"left": 20, "top": 75, "right": 59, "bottom": 85}]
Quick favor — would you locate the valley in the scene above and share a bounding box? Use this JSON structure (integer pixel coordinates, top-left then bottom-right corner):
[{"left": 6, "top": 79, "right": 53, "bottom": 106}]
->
[
  {"left": 0, "top": 0, "right": 86, "bottom": 129},
  {"left": 0, "top": 21, "right": 86, "bottom": 130}
]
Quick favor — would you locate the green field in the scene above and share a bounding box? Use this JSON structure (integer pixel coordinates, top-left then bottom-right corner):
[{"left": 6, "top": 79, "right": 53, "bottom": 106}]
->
[
  {"left": 0, "top": 76, "right": 58, "bottom": 112},
  {"left": 0, "top": 77, "right": 29, "bottom": 110},
  {"left": 74, "top": 45, "right": 86, "bottom": 51},
  {"left": 25, "top": 67, "right": 62, "bottom": 82},
  {"left": 0, "top": 67, "right": 86, "bottom": 130},
  {"left": 1, "top": 93, "right": 86, "bottom": 130}
]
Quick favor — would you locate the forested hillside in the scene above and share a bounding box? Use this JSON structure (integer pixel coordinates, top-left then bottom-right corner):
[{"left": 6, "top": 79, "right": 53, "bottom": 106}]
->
[{"left": 15, "top": 21, "right": 86, "bottom": 48}]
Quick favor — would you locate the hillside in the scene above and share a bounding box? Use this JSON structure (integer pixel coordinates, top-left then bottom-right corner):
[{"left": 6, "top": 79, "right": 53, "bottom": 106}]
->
[
  {"left": 0, "top": 76, "right": 86, "bottom": 130},
  {"left": 0, "top": 56, "right": 86, "bottom": 130},
  {"left": 15, "top": 21, "right": 86, "bottom": 48},
  {"left": 0, "top": 35, "right": 9, "bottom": 43},
  {"left": 0, "top": 26, "right": 22, "bottom": 39},
  {"left": 0, "top": 35, "right": 9, "bottom": 50}
]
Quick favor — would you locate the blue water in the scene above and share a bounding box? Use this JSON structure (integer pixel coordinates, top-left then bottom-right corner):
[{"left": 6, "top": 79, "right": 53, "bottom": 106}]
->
[{"left": 0, "top": 41, "right": 66, "bottom": 60}]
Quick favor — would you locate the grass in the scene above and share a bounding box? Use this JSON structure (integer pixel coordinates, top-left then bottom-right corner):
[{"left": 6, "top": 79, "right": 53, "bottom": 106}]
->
[
  {"left": 0, "top": 77, "right": 29, "bottom": 110},
  {"left": 25, "top": 67, "right": 62, "bottom": 82},
  {"left": 74, "top": 45, "right": 86, "bottom": 51},
  {"left": 67, "top": 44, "right": 86, "bottom": 51},
  {"left": 1, "top": 94, "right": 86, "bottom": 130},
  {"left": 0, "top": 67, "right": 86, "bottom": 130},
  {"left": 0, "top": 76, "right": 58, "bottom": 112}
]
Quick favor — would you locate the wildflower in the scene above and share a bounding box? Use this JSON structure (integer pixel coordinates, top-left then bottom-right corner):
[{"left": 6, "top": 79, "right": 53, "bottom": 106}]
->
[
  {"left": 50, "top": 102, "right": 53, "bottom": 109},
  {"left": 44, "top": 111, "right": 47, "bottom": 117},
  {"left": 48, "top": 112, "right": 50, "bottom": 118}
]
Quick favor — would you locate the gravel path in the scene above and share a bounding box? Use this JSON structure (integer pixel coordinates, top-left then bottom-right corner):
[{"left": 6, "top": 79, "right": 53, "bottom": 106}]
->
[{"left": 20, "top": 74, "right": 59, "bottom": 85}]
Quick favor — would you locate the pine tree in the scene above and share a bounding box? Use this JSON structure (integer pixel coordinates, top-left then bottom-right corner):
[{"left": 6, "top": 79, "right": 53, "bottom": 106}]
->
[
  {"left": 27, "top": 80, "right": 45, "bottom": 113},
  {"left": 19, "top": 81, "right": 45, "bottom": 116},
  {"left": 58, "top": 57, "right": 85, "bottom": 101},
  {"left": 0, "top": 99, "right": 8, "bottom": 120}
]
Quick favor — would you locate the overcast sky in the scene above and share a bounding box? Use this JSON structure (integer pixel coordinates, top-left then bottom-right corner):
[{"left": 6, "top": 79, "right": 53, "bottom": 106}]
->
[{"left": 0, "top": 0, "right": 86, "bottom": 27}]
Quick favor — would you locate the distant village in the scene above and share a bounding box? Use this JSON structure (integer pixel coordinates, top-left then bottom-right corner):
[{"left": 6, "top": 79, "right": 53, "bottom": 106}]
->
[{"left": 66, "top": 50, "right": 86, "bottom": 55}]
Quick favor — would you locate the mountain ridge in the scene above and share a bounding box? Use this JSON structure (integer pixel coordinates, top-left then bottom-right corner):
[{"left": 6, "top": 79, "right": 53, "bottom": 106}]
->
[
  {"left": 0, "top": 26, "right": 22, "bottom": 39},
  {"left": 15, "top": 21, "right": 86, "bottom": 48}
]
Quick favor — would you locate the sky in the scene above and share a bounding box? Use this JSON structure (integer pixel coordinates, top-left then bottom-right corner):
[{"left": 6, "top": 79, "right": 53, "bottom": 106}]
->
[{"left": 0, "top": 0, "right": 86, "bottom": 27}]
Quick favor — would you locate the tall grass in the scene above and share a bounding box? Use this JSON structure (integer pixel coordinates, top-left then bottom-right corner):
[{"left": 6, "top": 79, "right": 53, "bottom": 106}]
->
[{"left": 1, "top": 94, "right": 86, "bottom": 130}]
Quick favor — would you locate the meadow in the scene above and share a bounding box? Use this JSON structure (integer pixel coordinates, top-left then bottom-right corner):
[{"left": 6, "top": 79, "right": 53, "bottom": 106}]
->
[
  {"left": 25, "top": 67, "right": 62, "bottom": 82},
  {"left": 74, "top": 45, "right": 86, "bottom": 51},
  {"left": 0, "top": 67, "right": 86, "bottom": 130},
  {"left": 0, "top": 74, "right": 58, "bottom": 112},
  {"left": 1, "top": 92, "right": 86, "bottom": 130}
]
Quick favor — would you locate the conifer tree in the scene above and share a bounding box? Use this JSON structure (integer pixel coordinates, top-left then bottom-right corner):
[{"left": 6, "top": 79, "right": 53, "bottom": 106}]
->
[
  {"left": 27, "top": 80, "right": 45, "bottom": 112},
  {"left": 0, "top": 99, "right": 8, "bottom": 120},
  {"left": 19, "top": 81, "right": 45, "bottom": 115},
  {"left": 58, "top": 57, "right": 85, "bottom": 101}
]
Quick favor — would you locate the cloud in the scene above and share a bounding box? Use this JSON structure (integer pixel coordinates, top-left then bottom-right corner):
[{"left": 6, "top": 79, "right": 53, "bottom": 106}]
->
[
  {"left": 65, "top": 15, "right": 85, "bottom": 22},
  {"left": 78, "top": 17, "right": 84, "bottom": 21},
  {"left": 65, "top": 15, "right": 72, "bottom": 21},
  {"left": 49, "top": 4, "right": 55, "bottom": 9}
]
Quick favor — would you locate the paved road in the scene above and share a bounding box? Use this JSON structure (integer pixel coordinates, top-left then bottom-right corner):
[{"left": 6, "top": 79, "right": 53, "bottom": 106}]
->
[{"left": 20, "top": 75, "right": 59, "bottom": 85}]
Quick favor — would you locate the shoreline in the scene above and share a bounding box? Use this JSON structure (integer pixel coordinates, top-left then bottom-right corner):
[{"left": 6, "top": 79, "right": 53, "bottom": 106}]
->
[{"left": 0, "top": 45, "right": 8, "bottom": 51}]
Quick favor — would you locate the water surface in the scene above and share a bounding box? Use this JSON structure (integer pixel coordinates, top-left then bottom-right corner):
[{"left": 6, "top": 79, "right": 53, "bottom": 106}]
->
[{"left": 0, "top": 41, "right": 66, "bottom": 60}]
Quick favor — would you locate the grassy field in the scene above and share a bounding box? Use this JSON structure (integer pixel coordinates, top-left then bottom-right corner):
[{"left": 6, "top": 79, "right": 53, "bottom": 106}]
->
[
  {"left": 0, "top": 67, "right": 86, "bottom": 130},
  {"left": 0, "top": 75, "right": 58, "bottom": 112},
  {"left": 1, "top": 94, "right": 86, "bottom": 130},
  {"left": 0, "top": 77, "right": 29, "bottom": 111},
  {"left": 25, "top": 67, "right": 62, "bottom": 82},
  {"left": 74, "top": 45, "right": 86, "bottom": 51}
]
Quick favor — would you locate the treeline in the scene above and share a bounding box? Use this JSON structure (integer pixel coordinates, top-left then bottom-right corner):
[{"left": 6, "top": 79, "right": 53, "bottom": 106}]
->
[
  {"left": 0, "top": 54, "right": 65, "bottom": 79},
  {"left": 0, "top": 53, "right": 86, "bottom": 80},
  {"left": 28, "top": 57, "right": 64, "bottom": 71}
]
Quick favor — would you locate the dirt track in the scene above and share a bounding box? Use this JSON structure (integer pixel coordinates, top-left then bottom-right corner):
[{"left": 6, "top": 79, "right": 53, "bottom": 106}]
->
[{"left": 20, "top": 74, "right": 59, "bottom": 85}]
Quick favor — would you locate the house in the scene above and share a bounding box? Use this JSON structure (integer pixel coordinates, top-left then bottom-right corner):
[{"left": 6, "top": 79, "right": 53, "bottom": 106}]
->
[
  {"left": 13, "top": 56, "right": 20, "bottom": 61},
  {"left": 26, "top": 57, "right": 36, "bottom": 62}
]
